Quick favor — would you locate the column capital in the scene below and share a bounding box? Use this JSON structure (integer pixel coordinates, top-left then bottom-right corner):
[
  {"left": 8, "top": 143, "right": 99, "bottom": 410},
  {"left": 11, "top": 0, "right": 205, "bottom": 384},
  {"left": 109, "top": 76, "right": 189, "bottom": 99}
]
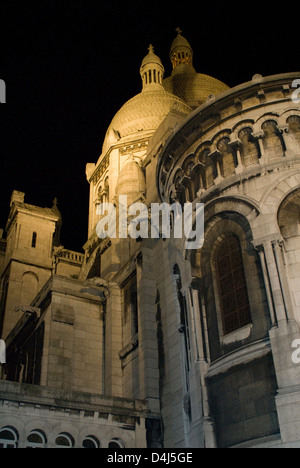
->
[
  {"left": 228, "top": 138, "right": 243, "bottom": 150},
  {"left": 252, "top": 235, "right": 284, "bottom": 250},
  {"left": 252, "top": 130, "right": 264, "bottom": 140}
]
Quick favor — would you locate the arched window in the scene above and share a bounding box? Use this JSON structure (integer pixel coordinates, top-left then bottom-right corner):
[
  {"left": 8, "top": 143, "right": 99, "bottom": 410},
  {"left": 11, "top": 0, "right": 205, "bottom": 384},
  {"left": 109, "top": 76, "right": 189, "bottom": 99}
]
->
[
  {"left": 26, "top": 430, "right": 47, "bottom": 448},
  {"left": 55, "top": 433, "right": 74, "bottom": 448},
  {"left": 238, "top": 127, "right": 260, "bottom": 167},
  {"left": 215, "top": 236, "right": 252, "bottom": 335},
  {"left": 262, "top": 120, "right": 285, "bottom": 159},
  {"left": 287, "top": 115, "right": 300, "bottom": 146},
  {"left": 82, "top": 436, "right": 100, "bottom": 449},
  {"left": 200, "top": 149, "right": 215, "bottom": 189},
  {"left": 217, "top": 137, "right": 236, "bottom": 178},
  {"left": 31, "top": 232, "right": 37, "bottom": 248},
  {"left": 108, "top": 438, "right": 126, "bottom": 448},
  {"left": 0, "top": 427, "right": 19, "bottom": 448},
  {"left": 20, "top": 272, "right": 39, "bottom": 309}
]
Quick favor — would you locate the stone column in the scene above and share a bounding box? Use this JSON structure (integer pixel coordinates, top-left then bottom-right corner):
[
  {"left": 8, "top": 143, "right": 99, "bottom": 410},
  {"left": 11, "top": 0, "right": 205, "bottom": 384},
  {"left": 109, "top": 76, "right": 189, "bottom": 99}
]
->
[
  {"left": 279, "top": 124, "right": 296, "bottom": 158},
  {"left": 252, "top": 131, "right": 267, "bottom": 164},
  {"left": 229, "top": 140, "right": 244, "bottom": 175},
  {"left": 255, "top": 239, "right": 288, "bottom": 323},
  {"left": 254, "top": 237, "right": 300, "bottom": 445},
  {"left": 187, "top": 278, "right": 217, "bottom": 448},
  {"left": 208, "top": 150, "right": 223, "bottom": 185},
  {"left": 135, "top": 247, "right": 160, "bottom": 414},
  {"left": 105, "top": 282, "right": 123, "bottom": 397},
  {"left": 255, "top": 245, "right": 277, "bottom": 326}
]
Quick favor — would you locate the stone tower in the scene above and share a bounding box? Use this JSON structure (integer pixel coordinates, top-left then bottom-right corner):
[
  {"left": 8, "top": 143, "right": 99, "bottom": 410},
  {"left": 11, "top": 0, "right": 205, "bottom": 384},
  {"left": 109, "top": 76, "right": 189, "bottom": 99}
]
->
[{"left": 0, "top": 191, "right": 60, "bottom": 339}]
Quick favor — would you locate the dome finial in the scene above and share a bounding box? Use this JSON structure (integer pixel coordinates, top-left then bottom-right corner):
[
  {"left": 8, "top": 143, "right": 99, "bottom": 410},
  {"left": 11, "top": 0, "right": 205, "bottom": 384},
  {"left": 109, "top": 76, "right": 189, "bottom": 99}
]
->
[
  {"left": 148, "top": 44, "right": 154, "bottom": 54},
  {"left": 176, "top": 27, "right": 183, "bottom": 35}
]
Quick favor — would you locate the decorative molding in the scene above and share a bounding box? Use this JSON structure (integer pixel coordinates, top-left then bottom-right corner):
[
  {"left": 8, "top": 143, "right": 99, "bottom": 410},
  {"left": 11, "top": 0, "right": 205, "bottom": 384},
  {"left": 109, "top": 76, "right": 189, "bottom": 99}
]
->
[
  {"left": 120, "top": 140, "right": 149, "bottom": 156},
  {"left": 205, "top": 338, "right": 271, "bottom": 379},
  {"left": 90, "top": 154, "right": 110, "bottom": 186}
]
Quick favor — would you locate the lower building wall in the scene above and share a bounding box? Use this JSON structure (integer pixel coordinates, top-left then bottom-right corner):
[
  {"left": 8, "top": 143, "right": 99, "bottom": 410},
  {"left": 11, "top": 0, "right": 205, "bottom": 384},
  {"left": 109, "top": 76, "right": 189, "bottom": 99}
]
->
[
  {"left": 207, "top": 354, "right": 280, "bottom": 448},
  {"left": 0, "top": 381, "right": 149, "bottom": 448}
]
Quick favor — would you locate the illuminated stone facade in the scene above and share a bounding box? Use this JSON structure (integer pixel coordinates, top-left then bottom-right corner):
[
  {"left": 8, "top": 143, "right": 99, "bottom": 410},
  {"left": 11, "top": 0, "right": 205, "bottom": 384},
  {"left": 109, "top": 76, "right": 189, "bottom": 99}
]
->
[{"left": 0, "top": 30, "right": 300, "bottom": 448}]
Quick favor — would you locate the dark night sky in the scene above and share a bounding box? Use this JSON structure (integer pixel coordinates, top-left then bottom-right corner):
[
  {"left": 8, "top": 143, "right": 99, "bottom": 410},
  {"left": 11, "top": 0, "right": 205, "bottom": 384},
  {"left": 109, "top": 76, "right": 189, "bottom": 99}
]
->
[{"left": 0, "top": 1, "right": 298, "bottom": 252}]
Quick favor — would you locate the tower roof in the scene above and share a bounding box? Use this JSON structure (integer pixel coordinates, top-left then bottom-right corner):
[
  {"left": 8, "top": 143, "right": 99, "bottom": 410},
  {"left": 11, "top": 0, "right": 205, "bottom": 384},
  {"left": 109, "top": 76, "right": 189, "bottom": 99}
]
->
[
  {"left": 170, "top": 28, "right": 193, "bottom": 56},
  {"left": 141, "top": 44, "right": 163, "bottom": 68},
  {"left": 140, "top": 44, "right": 165, "bottom": 92},
  {"left": 164, "top": 29, "right": 229, "bottom": 108},
  {"left": 169, "top": 28, "right": 195, "bottom": 75}
]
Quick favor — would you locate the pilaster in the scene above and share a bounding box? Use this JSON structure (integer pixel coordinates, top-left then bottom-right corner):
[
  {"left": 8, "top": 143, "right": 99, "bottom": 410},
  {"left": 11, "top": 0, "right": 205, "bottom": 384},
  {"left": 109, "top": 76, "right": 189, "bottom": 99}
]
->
[
  {"left": 135, "top": 248, "right": 160, "bottom": 413},
  {"left": 254, "top": 237, "right": 300, "bottom": 445},
  {"left": 105, "top": 283, "right": 123, "bottom": 397}
]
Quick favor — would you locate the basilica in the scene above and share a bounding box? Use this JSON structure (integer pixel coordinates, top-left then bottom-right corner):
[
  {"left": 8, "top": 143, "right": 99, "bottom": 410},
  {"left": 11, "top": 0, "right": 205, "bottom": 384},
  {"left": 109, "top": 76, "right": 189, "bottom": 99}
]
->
[{"left": 0, "top": 30, "right": 300, "bottom": 448}]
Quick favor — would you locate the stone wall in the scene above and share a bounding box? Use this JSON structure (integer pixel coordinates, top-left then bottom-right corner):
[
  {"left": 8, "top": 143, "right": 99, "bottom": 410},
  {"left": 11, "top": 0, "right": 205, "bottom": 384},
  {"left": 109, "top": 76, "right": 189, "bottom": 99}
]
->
[{"left": 0, "top": 380, "right": 148, "bottom": 448}]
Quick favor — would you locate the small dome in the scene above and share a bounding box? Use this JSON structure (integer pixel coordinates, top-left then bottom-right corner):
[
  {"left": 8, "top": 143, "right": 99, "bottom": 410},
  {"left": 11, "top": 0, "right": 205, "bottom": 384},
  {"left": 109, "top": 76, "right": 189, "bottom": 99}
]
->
[
  {"left": 140, "top": 45, "right": 165, "bottom": 91},
  {"left": 141, "top": 44, "right": 163, "bottom": 68},
  {"left": 170, "top": 28, "right": 193, "bottom": 57},
  {"left": 116, "top": 160, "right": 146, "bottom": 204},
  {"left": 170, "top": 28, "right": 195, "bottom": 75}
]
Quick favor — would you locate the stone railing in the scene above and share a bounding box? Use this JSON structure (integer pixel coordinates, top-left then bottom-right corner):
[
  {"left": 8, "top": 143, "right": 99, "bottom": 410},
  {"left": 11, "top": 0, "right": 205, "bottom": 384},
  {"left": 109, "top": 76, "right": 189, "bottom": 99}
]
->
[{"left": 58, "top": 249, "right": 84, "bottom": 264}]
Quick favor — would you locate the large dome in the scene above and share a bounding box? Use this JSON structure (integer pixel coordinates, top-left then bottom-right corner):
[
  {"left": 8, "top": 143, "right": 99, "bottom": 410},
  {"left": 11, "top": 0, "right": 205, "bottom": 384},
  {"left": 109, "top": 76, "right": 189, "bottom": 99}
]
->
[
  {"left": 116, "top": 160, "right": 146, "bottom": 205},
  {"left": 163, "top": 72, "right": 229, "bottom": 109},
  {"left": 101, "top": 45, "right": 192, "bottom": 155},
  {"left": 102, "top": 87, "right": 191, "bottom": 154}
]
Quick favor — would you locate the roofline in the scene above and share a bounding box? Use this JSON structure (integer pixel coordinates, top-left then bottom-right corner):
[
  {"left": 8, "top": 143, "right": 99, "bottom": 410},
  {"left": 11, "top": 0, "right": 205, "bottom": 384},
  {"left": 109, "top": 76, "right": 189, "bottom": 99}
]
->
[
  {"left": 5, "top": 204, "right": 59, "bottom": 232},
  {"left": 173, "top": 72, "right": 300, "bottom": 137},
  {"left": 156, "top": 71, "right": 300, "bottom": 199}
]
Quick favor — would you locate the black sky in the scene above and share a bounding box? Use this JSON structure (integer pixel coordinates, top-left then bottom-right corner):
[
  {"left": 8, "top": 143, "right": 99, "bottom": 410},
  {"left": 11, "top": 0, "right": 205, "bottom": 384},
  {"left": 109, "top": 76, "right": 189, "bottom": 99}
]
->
[{"left": 0, "top": 1, "right": 298, "bottom": 252}]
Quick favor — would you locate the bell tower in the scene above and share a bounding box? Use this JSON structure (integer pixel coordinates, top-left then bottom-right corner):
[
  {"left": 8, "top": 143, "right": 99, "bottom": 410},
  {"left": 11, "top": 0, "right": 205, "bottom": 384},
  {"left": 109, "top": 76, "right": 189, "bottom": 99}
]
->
[{"left": 0, "top": 191, "right": 60, "bottom": 339}]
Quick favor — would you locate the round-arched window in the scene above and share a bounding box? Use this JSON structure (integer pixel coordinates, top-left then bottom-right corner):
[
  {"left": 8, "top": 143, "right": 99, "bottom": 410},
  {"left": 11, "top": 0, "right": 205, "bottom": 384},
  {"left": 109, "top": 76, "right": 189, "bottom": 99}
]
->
[
  {"left": 215, "top": 236, "right": 252, "bottom": 335},
  {"left": 0, "top": 427, "right": 19, "bottom": 448},
  {"left": 55, "top": 433, "right": 74, "bottom": 448},
  {"left": 26, "top": 430, "right": 47, "bottom": 448},
  {"left": 82, "top": 436, "right": 100, "bottom": 449},
  {"left": 108, "top": 438, "right": 126, "bottom": 448}
]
